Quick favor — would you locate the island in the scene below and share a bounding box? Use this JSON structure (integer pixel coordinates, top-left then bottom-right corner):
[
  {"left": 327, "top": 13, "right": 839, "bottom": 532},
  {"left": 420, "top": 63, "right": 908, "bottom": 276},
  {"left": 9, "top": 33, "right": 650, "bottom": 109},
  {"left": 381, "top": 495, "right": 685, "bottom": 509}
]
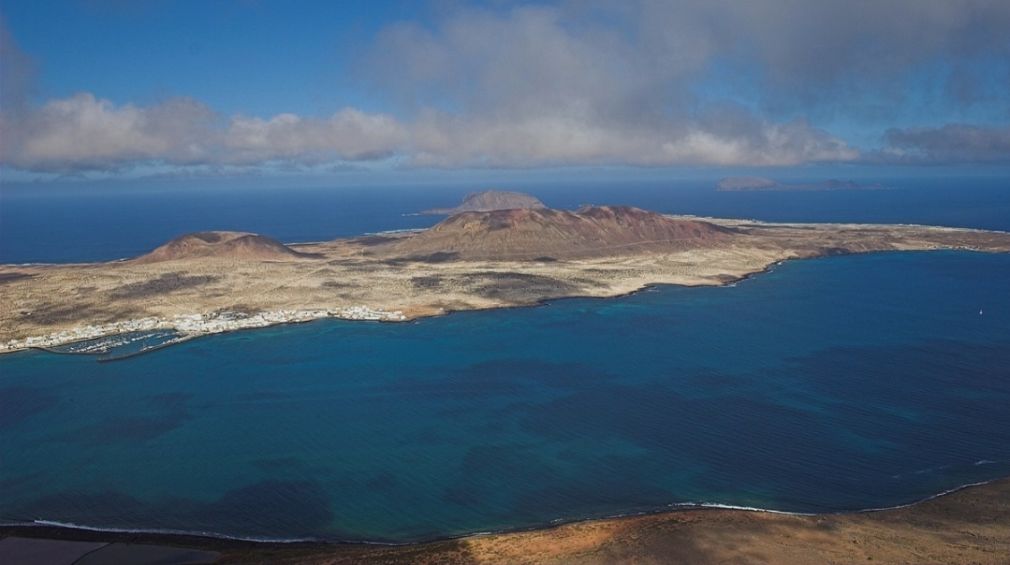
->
[
  {"left": 2, "top": 197, "right": 1010, "bottom": 354},
  {"left": 418, "top": 189, "right": 547, "bottom": 215}
]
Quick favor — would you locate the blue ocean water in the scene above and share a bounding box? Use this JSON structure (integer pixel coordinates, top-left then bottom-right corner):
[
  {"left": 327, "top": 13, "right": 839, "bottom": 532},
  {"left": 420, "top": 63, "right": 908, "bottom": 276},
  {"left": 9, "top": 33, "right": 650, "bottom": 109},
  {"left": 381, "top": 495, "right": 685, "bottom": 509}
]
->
[
  {"left": 2, "top": 177, "right": 1008, "bottom": 264},
  {"left": 2, "top": 251, "right": 1009, "bottom": 542}
]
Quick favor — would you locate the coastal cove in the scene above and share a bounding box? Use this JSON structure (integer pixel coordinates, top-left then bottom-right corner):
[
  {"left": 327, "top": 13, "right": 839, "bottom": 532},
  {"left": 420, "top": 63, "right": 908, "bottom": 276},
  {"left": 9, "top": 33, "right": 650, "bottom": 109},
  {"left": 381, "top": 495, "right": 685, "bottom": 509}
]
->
[{"left": 2, "top": 250, "right": 1009, "bottom": 543}]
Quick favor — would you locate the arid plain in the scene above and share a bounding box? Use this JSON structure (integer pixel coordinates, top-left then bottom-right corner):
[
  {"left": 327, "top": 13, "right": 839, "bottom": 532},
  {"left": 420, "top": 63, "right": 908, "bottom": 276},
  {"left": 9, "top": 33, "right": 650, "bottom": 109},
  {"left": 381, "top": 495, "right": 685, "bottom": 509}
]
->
[{"left": 3, "top": 204, "right": 1010, "bottom": 353}]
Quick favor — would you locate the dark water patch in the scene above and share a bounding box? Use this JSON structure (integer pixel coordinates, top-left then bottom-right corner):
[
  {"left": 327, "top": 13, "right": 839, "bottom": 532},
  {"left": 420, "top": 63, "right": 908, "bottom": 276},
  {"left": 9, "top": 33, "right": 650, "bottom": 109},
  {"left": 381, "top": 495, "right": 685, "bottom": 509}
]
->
[
  {"left": 385, "top": 369, "right": 523, "bottom": 396},
  {"left": 251, "top": 457, "right": 306, "bottom": 472},
  {"left": 234, "top": 391, "right": 292, "bottom": 403},
  {"left": 780, "top": 339, "right": 1010, "bottom": 468},
  {"left": 458, "top": 445, "right": 536, "bottom": 476},
  {"left": 0, "top": 471, "right": 46, "bottom": 492},
  {"left": 148, "top": 392, "right": 193, "bottom": 408},
  {"left": 0, "top": 386, "right": 59, "bottom": 430},
  {"left": 16, "top": 491, "right": 159, "bottom": 525},
  {"left": 453, "top": 359, "right": 615, "bottom": 390},
  {"left": 510, "top": 455, "right": 677, "bottom": 520},
  {"left": 384, "top": 360, "right": 613, "bottom": 397},
  {"left": 195, "top": 481, "right": 334, "bottom": 538},
  {"left": 678, "top": 369, "right": 752, "bottom": 391},
  {"left": 365, "top": 473, "right": 400, "bottom": 493},
  {"left": 443, "top": 445, "right": 565, "bottom": 512},
  {"left": 516, "top": 382, "right": 918, "bottom": 510},
  {"left": 57, "top": 393, "right": 192, "bottom": 444},
  {"left": 75, "top": 413, "right": 188, "bottom": 444},
  {"left": 395, "top": 427, "right": 445, "bottom": 447},
  {"left": 797, "top": 340, "right": 1010, "bottom": 405}
]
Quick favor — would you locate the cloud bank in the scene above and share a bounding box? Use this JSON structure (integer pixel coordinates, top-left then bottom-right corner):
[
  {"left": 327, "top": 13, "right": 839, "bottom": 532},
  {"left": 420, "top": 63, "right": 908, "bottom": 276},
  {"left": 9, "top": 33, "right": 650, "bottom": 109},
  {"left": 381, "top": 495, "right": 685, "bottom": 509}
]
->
[
  {"left": 2, "top": 1, "right": 1009, "bottom": 174},
  {"left": 1, "top": 92, "right": 407, "bottom": 173},
  {"left": 881, "top": 124, "right": 1010, "bottom": 164}
]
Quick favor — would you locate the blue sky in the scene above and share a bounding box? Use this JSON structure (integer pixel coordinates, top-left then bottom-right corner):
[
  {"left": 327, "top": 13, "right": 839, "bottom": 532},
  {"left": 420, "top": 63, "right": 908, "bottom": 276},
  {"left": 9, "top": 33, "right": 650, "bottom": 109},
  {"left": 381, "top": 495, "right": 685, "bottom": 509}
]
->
[
  {"left": 1, "top": 0, "right": 1008, "bottom": 183},
  {"left": 1, "top": 1, "right": 425, "bottom": 116}
]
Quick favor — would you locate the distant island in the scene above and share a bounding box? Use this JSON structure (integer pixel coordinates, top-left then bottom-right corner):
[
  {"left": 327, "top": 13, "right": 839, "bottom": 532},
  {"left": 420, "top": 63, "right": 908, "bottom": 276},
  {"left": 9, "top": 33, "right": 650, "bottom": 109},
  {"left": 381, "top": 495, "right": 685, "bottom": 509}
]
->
[
  {"left": 717, "top": 176, "right": 888, "bottom": 192},
  {"left": 418, "top": 190, "right": 546, "bottom": 215},
  {"left": 2, "top": 199, "right": 1010, "bottom": 354}
]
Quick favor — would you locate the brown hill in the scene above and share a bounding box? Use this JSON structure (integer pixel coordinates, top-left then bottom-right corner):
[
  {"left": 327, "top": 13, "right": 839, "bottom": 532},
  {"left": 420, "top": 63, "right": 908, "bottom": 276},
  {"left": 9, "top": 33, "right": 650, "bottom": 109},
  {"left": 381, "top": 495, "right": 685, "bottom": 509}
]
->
[
  {"left": 387, "top": 206, "right": 737, "bottom": 261},
  {"left": 421, "top": 190, "right": 546, "bottom": 215},
  {"left": 132, "top": 231, "right": 318, "bottom": 263}
]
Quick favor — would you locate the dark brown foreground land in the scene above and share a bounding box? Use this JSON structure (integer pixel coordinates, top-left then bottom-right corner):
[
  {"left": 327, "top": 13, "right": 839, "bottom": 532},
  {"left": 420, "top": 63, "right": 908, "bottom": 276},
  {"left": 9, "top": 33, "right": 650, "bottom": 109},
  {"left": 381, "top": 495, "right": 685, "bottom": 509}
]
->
[{"left": 4, "top": 478, "right": 1009, "bottom": 564}]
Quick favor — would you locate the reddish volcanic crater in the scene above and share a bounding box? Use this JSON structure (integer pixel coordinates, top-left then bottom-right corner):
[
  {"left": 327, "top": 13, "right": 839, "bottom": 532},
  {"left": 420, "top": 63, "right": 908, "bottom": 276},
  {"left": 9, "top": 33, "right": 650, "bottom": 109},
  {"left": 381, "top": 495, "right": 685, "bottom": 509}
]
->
[{"left": 389, "top": 205, "right": 737, "bottom": 261}]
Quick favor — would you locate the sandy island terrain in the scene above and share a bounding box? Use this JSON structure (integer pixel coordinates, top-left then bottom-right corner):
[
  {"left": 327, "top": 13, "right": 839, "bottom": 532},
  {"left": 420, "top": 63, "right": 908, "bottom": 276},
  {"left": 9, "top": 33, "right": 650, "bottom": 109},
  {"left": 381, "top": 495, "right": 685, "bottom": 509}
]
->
[
  {"left": 3, "top": 477, "right": 1009, "bottom": 564},
  {"left": 2, "top": 204, "right": 1010, "bottom": 353}
]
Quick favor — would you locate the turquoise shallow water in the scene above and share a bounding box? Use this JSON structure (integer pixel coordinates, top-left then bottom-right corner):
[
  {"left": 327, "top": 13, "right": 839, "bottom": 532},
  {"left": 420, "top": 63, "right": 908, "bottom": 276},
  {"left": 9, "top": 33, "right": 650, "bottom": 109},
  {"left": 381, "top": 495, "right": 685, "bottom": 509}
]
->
[{"left": 2, "top": 251, "right": 1010, "bottom": 542}]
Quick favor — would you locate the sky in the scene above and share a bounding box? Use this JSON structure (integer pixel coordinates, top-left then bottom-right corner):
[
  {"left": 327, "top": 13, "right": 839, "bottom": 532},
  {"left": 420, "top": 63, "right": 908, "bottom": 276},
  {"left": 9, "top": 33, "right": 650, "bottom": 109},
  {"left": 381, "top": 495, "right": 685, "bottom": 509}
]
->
[{"left": 1, "top": 0, "right": 1009, "bottom": 184}]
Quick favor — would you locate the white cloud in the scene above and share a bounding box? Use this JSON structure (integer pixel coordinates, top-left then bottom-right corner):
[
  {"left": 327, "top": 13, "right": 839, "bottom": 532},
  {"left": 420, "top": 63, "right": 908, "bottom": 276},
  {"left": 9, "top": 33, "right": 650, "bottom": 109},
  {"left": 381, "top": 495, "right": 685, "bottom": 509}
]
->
[
  {"left": 1, "top": 93, "right": 407, "bottom": 172},
  {"left": 408, "top": 111, "right": 856, "bottom": 168},
  {"left": 3, "top": 1, "right": 1009, "bottom": 174},
  {"left": 1, "top": 90, "right": 856, "bottom": 172},
  {"left": 11, "top": 93, "right": 214, "bottom": 171},
  {"left": 223, "top": 109, "right": 406, "bottom": 164}
]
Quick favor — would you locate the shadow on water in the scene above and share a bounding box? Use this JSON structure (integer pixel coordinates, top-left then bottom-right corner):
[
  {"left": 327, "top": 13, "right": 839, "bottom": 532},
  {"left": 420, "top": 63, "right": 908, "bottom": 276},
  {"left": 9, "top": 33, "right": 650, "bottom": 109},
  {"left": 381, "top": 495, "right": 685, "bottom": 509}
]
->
[
  {"left": 0, "top": 386, "right": 59, "bottom": 430},
  {"left": 55, "top": 393, "right": 195, "bottom": 444}
]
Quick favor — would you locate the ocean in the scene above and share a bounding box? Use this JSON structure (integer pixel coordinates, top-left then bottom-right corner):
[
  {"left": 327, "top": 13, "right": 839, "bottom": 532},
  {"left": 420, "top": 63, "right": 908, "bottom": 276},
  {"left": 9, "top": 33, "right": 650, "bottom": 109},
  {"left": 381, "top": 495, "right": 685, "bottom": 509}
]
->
[
  {"left": 2, "top": 177, "right": 1009, "bottom": 264},
  {"left": 1, "top": 178, "right": 1009, "bottom": 542}
]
